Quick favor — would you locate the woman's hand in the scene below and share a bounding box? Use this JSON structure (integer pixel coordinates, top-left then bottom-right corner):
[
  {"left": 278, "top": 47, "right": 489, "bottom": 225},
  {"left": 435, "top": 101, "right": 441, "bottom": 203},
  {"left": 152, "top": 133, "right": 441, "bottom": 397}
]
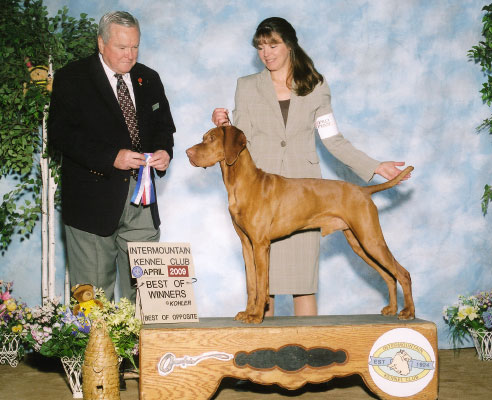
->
[
  {"left": 212, "top": 108, "right": 231, "bottom": 127},
  {"left": 375, "top": 161, "right": 411, "bottom": 182}
]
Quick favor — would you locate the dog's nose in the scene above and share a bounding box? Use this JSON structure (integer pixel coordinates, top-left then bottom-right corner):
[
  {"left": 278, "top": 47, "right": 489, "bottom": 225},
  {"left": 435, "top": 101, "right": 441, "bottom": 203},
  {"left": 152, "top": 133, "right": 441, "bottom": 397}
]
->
[{"left": 185, "top": 148, "right": 193, "bottom": 157}]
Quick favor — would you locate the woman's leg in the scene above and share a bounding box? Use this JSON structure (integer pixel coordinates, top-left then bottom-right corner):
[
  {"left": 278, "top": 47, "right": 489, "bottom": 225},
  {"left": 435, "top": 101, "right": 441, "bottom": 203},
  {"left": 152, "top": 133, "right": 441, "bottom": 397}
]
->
[
  {"left": 264, "top": 295, "right": 275, "bottom": 316},
  {"left": 293, "top": 294, "right": 317, "bottom": 316}
]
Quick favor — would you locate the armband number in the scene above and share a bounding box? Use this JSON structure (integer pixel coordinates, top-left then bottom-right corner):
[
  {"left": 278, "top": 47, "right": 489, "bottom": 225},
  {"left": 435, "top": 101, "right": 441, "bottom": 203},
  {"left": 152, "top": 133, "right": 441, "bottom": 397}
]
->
[{"left": 316, "top": 113, "right": 339, "bottom": 139}]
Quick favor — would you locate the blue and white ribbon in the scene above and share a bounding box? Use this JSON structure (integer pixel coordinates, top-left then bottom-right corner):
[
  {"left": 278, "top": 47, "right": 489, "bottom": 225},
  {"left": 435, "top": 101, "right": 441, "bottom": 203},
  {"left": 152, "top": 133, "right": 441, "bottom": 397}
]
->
[{"left": 131, "top": 153, "right": 155, "bottom": 205}]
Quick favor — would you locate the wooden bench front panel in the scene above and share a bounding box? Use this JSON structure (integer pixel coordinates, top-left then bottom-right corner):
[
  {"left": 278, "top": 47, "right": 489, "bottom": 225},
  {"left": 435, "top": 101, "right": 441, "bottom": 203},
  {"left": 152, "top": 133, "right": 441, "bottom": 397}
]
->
[{"left": 139, "top": 315, "right": 438, "bottom": 400}]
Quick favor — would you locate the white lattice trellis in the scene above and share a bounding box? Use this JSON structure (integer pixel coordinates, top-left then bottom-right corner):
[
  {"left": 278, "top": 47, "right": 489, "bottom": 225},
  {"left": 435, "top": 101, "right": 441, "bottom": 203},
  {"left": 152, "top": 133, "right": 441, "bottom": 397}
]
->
[
  {"left": 61, "top": 355, "right": 84, "bottom": 398},
  {"left": 469, "top": 328, "right": 492, "bottom": 361},
  {"left": 0, "top": 334, "right": 22, "bottom": 367}
]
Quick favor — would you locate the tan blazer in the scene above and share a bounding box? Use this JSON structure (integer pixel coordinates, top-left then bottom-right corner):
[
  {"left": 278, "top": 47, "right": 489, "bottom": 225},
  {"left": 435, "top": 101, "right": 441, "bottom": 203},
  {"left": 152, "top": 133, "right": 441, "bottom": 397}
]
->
[
  {"left": 233, "top": 68, "right": 380, "bottom": 182},
  {"left": 231, "top": 68, "right": 380, "bottom": 295}
]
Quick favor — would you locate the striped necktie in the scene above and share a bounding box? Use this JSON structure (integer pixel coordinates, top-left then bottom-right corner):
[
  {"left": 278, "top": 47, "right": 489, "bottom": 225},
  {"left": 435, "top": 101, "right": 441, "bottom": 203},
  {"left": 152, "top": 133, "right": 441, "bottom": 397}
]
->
[{"left": 115, "top": 74, "right": 141, "bottom": 179}]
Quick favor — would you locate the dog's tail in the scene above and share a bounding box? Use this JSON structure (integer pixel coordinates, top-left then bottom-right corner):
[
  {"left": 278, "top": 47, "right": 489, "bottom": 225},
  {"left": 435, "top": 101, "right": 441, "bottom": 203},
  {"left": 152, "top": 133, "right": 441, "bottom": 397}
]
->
[{"left": 363, "top": 166, "right": 414, "bottom": 195}]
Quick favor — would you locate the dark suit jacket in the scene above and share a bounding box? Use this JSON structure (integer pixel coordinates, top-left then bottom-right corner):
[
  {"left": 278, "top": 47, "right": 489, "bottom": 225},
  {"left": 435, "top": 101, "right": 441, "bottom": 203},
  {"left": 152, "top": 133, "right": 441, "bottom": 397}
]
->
[{"left": 48, "top": 54, "right": 175, "bottom": 236}]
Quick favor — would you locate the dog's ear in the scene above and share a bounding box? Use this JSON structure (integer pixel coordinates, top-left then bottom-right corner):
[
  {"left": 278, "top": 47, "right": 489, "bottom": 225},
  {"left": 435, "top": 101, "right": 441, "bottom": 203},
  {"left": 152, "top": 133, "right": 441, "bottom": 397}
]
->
[{"left": 223, "top": 125, "right": 247, "bottom": 166}]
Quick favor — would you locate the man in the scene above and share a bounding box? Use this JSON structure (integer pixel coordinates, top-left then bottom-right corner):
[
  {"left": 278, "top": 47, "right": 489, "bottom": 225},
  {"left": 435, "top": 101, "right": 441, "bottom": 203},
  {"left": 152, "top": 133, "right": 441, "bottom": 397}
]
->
[{"left": 48, "top": 11, "right": 175, "bottom": 302}]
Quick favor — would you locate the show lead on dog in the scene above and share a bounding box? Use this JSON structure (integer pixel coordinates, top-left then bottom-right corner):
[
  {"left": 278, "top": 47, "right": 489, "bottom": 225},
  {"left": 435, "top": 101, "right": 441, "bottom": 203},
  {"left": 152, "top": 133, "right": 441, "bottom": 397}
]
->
[
  {"left": 48, "top": 11, "right": 175, "bottom": 302},
  {"left": 212, "top": 17, "right": 410, "bottom": 317}
]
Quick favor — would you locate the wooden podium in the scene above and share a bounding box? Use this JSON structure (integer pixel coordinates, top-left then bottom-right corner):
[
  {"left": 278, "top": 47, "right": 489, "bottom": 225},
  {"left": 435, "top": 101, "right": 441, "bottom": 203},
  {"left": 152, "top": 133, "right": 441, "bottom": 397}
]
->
[{"left": 139, "top": 315, "right": 438, "bottom": 399}]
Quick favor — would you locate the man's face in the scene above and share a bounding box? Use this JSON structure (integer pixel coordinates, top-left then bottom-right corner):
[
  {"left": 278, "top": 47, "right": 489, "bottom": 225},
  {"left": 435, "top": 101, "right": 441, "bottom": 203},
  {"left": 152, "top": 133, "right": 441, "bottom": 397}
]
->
[{"left": 98, "top": 23, "right": 140, "bottom": 74}]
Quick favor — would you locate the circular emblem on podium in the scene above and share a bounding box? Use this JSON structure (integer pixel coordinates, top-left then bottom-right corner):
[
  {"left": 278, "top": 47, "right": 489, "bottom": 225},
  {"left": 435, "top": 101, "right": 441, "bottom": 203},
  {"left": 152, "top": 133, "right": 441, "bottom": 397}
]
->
[
  {"left": 368, "top": 328, "right": 435, "bottom": 397},
  {"left": 132, "top": 265, "right": 143, "bottom": 278}
]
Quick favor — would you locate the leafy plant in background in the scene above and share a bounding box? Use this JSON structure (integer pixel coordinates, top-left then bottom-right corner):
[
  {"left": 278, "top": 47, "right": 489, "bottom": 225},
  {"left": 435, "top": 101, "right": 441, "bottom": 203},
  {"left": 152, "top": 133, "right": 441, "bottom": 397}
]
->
[
  {"left": 468, "top": 3, "right": 492, "bottom": 215},
  {"left": 0, "top": 0, "right": 98, "bottom": 252}
]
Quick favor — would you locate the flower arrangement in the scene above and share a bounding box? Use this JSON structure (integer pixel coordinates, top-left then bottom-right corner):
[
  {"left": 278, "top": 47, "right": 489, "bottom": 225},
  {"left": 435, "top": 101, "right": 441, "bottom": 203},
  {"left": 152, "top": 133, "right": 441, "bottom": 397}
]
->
[
  {"left": 0, "top": 281, "right": 32, "bottom": 361},
  {"left": 443, "top": 290, "right": 492, "bottom": 347},
  {"left": 24, "top": 288, "right": 141, "bottom": 370},
  {"left": 24, "top": 296, "right": 89, "bottom": 359},
  {"left": 1, "top": 281, "right": 32, "bottom": 335}
]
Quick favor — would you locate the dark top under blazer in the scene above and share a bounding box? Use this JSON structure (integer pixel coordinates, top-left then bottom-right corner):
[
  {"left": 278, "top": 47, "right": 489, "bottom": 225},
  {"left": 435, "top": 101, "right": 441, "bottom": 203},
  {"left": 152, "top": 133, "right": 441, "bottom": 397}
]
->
[{"left": 48, "top": 54, "right": 175, "bottom": 236}]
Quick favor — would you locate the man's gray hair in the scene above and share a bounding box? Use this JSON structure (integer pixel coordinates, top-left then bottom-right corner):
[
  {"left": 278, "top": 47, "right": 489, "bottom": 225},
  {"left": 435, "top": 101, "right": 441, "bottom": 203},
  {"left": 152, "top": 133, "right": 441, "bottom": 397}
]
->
[{"left": 98, "top": 11, "right": 140, "bottom": 43}]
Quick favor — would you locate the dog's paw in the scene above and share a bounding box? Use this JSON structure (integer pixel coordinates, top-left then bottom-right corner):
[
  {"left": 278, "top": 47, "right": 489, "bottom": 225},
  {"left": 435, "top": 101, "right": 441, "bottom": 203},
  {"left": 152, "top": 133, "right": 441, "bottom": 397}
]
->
[
  {"left": 234, "top": 311, "right": 248, "bottom": 322},
  {"left": 397, "top": 307, "right": 415, "bottom": 320},
  {"left": 234, "top": 311, "right": 263, "bottom": 324},
  {"left": 381, "top": 305, "right": 397, "bottom": 316}
]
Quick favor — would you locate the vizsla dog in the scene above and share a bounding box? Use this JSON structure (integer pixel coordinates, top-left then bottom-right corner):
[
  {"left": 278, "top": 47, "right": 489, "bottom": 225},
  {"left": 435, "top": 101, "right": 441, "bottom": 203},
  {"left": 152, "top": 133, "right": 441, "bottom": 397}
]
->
[{"left": 186, "top": 126, "right": 415, "bottom": 324}]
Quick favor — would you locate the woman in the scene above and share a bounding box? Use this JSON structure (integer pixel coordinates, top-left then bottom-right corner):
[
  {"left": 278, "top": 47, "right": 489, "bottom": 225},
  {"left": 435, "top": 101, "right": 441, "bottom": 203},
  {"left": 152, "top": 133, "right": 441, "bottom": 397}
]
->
[{"left": 212, "top": 17, "right": 409, "bottom": 317}]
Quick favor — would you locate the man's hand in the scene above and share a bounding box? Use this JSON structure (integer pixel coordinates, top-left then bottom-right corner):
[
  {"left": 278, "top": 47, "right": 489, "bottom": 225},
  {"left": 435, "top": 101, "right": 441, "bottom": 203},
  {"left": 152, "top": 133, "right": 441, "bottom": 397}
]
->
[
  {"left": 148, "top": 150, "right": 171, "bottom": 171},
  {"left": 114, "top": 149, "right": 146, "bottom": 170}
]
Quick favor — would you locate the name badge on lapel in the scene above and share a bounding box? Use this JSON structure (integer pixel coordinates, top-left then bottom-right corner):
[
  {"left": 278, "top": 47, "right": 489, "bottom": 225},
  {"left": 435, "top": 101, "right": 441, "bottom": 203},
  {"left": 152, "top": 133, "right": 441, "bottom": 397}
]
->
[{"left": 152, "top": 103, "right": 160, "bottom": 111}]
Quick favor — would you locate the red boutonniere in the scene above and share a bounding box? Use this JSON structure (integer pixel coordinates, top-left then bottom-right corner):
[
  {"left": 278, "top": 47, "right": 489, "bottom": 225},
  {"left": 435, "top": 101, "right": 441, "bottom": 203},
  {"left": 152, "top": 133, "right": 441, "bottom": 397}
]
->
[{"left": 138, "top": 77, "right": 143, "bottom": 86}]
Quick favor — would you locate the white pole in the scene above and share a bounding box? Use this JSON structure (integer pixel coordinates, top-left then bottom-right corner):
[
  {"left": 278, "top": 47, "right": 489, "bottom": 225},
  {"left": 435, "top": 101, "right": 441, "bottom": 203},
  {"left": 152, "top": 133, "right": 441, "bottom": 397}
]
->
[
  {"left": 41, "top": 107, "right": 49, "bottom": 302},
  {"left": 47, "top": 127, "right": 57, "bottom": 300},
  {"left": 47, "top": 57, "right": 57, "bottom": 300},
  {"left": 65, "top": 268, "right": 70, "bottom": 305}
]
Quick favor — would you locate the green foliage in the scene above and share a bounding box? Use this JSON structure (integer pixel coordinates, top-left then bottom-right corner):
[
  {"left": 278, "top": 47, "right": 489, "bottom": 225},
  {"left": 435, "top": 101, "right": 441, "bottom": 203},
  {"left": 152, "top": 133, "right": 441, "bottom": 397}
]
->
[
  {"left": 482, "top": 184, "right": 492, "bottom": 215},
  {"left": 0, "top": 0, "right": 98, "bottom": 252},
  {"left": 469, "top": 4, "right": 492, "bottom": 118},
  {"left": 469, "top": 4, "right": 492, "bottom": 215},
  {"left": 39, "top": 323, "right": 90, "bottom": 359}
]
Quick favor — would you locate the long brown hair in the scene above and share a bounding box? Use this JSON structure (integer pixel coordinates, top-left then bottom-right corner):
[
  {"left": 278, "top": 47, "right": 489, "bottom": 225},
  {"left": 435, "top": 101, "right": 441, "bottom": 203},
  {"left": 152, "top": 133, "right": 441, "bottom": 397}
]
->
[{"left": 252, "top": 17, "right": 323, "bottom": 96}]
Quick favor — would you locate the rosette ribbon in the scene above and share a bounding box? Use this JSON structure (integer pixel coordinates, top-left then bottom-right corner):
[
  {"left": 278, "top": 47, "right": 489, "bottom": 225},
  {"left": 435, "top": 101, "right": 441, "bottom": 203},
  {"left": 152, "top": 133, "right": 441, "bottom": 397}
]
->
[{"left": 131, "top": 153, "right": 156, "bottom": 205}]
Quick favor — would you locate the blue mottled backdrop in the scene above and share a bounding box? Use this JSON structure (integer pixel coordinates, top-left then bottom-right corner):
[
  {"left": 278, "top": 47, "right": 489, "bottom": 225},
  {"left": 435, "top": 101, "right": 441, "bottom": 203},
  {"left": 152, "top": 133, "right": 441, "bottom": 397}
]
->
[{"left": 1, "top": 0, "right": 492, "bottom": 349}]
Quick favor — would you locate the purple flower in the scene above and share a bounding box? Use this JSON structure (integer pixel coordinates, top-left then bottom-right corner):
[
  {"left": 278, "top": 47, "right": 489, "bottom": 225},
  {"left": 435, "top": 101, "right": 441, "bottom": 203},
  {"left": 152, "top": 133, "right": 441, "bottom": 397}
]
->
[
  {"left": 483, "top": 310, "right": 492, "bottom": 329},
  {"left": 61, "top": 308, "right": 91, "bottom": 334}
]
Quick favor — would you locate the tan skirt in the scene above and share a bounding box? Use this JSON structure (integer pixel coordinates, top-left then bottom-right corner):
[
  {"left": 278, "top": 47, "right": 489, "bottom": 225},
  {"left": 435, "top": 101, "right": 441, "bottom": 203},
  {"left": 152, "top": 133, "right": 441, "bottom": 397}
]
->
[{"left": 268, "top": 229, "right": 320, "bottom": 295}]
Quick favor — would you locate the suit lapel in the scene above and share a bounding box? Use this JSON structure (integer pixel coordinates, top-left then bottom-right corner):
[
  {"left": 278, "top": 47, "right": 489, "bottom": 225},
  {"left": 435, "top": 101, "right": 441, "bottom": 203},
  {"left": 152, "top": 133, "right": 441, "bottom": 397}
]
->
[
  {"left": 130, "top": 64, "right": 148, "bottom": 139},
  {"left": 130, "top": 68, "right": 145, "bottom": 130},
  {"left": 257, "top": 69, "right": 285, "bottom": 138}
]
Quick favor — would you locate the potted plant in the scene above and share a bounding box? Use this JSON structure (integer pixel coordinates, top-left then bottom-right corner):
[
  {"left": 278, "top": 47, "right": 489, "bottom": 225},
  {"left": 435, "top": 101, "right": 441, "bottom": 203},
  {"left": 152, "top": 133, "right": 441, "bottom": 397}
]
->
[{"left": 443, "top": 290, "right": 492, "bottom": 360}]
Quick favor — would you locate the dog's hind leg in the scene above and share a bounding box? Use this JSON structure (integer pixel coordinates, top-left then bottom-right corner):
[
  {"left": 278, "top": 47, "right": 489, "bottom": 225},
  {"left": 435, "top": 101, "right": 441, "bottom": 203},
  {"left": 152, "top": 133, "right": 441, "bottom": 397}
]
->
[
  {"left": 351, "top": 227, "right": 415, "bottom": 320},
  {"left": 342, "top": 230, "right": 398, "bottom": 316},
  {"left": 369, "top": 247, "right": 414, "bottom": 320},
  {"left": 392, "top": 261, "right": 414, "bottom": 320}
]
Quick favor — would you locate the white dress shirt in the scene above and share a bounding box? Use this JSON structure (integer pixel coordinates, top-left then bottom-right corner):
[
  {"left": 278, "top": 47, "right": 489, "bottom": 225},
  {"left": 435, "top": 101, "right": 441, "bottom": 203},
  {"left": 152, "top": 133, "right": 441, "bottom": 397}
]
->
[{"left": 99, "top": 53, "right": 136, "bottom": 107}]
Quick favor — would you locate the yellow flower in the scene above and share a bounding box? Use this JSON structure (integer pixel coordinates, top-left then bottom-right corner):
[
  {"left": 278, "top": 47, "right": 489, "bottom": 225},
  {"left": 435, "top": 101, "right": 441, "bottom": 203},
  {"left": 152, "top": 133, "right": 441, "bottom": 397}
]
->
[
  {"left": 458, "top": 305, "right": 478, "bottom": 321},
  {"left": 11, "top": 324, "right": 23, "bottom": 333},
  {"left": 6, "top": 299, "right": 17, "bottom": 312}
]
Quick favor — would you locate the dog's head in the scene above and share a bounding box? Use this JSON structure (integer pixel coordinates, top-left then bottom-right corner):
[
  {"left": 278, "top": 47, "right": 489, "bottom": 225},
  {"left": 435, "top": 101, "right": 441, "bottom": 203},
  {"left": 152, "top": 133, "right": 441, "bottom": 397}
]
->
[{"left": 186, "top": 126, "right": 247, "bottom": 168}]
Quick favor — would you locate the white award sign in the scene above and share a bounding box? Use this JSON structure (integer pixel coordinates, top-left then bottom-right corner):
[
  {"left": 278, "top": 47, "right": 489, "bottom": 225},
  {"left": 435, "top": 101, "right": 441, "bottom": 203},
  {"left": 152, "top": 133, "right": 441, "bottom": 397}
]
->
[{"left": 128, "top": 242, "right": 199, "bottom": 324}]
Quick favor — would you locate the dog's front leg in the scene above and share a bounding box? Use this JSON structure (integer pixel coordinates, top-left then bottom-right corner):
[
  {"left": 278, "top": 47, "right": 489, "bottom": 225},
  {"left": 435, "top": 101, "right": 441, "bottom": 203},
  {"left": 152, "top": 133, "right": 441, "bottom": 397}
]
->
[
  {"left": 239, "top": 240, "right": 270, "bottom": 324},
  {"left": 231, "top": 221, "right": 259, "bottom": 322}
]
